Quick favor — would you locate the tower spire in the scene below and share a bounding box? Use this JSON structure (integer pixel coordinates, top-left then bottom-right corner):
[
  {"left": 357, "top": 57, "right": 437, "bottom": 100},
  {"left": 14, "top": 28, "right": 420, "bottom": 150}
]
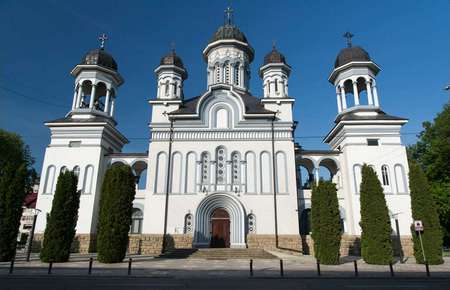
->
[
  {"left": 343, "top": 31, "right": 354, "bottom": 48},
  {"left": 98, "top": 33, "right": 108, "bottom": 49}
]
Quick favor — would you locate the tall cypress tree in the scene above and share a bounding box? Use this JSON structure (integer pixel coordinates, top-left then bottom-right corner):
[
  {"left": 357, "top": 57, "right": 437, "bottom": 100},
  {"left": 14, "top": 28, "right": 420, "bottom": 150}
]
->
[
  {"left": 96, "top": 164, "right": 136, "bottom": 263},
  {"left": 359, "top": 164, "right": 393, "bottom": 264},
  {"left": 409, "top": 160, "right": 443, "bottom": 264},
  {"left": 311, "top": 180, "right": 342, "bottom": 264},
  {"left": 40, "top": 171, "right": 80, "bottom": 262},
  {"left": 0, "top": 130, "right": 35, "bottom": 262}
]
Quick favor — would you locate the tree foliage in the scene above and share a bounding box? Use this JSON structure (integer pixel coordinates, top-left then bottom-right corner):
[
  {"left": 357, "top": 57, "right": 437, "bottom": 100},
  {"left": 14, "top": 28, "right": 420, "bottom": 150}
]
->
[
  {"left": 311, "top": 180, "right": 342, "bottom": 264},
  {"left": 96, "top": 164, "right": 136, "bottom": 263},
  {"left": 359, "top": 165, "right": 393, "bottom": 264},
  {"left": 408, "top": 102, "right": 450, "bottom": 246},
  {"left": 40, "top": 171, "right": 80, "bottom": 262},
  {"left": 0, "top": 129, "right": 35, "bottom": 261},
  {"left": 409, "top": 160, "right": 443, "bottom": 264}
]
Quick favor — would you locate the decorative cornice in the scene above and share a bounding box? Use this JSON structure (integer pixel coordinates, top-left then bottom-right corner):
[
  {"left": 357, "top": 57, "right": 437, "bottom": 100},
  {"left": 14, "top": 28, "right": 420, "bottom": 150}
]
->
[{"left": 150, "top": 129, "right": 293, "bottom": 141}]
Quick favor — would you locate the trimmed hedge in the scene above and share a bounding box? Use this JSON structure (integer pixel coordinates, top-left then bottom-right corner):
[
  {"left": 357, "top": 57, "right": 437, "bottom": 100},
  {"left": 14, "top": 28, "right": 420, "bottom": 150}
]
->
[
  {"left": 96, "top": 163, "right": 136, "bottom": 263},
  {"left": 409, "top": 160, "right": 443, "bottom": 264},
  {"left": 40, "top": 171, "right": 80, "bottom": 262},
  {"left": 359, "top": 165, "right": 393, "bottom": 264},
  {"left": 311, "top": 180, "right": 342, "bottom": 264}
]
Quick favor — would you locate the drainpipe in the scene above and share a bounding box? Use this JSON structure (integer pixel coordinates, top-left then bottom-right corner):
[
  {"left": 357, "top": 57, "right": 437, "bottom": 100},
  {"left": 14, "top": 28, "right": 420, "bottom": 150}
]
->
[
  {"left": 271, "top": 115, "right": 279, "bottom": 248},
  {"left": 162, "top": 117, "right": 174, "bottom": 253}
]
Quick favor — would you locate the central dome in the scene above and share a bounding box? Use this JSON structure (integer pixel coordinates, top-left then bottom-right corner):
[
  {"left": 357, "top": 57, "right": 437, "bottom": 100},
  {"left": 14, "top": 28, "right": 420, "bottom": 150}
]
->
[
  {"left": 334, "top": 46, "right": 371, "bottom": 68},
  {"left": 160, "top": 50, "right": 185, "bottom": 69},
  {"left": 209, "top": 24, "right": 249, "bottom": 44},
  {"left": 80, "top": 48, "right": 118, "bottom": 71}
]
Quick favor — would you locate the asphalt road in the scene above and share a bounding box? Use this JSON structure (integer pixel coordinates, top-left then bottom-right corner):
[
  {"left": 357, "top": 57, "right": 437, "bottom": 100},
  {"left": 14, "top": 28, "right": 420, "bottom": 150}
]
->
[{"left": 0, "top": 276, "right": 449, "bottom": 290}]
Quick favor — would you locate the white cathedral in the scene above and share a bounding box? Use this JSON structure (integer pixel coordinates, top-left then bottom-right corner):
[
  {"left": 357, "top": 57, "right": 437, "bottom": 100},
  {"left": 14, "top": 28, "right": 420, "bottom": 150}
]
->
[{"left": 35, "top": 13, "right": 414, "bottom": 255}]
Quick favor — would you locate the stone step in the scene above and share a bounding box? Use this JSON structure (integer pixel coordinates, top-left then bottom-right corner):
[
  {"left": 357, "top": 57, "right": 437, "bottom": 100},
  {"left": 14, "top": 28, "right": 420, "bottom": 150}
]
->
[{"left": 158, "top": 248, "right": 277, "bottom": 259}]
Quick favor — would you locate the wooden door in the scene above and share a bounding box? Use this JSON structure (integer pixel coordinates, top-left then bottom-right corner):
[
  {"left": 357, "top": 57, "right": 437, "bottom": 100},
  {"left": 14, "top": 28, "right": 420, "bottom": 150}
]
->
[{"left": 210, "top": 208, "right": 230, "bottom": 248}]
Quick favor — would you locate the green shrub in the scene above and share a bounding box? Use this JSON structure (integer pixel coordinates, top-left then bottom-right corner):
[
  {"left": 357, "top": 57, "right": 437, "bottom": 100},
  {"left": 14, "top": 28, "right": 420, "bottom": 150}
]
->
[
  {"left": 359, "top": 164, "right": 393, "bottom": 264},
  {"left": 96, "top": 164, "right": 136, "bottom": 263},
  {"left": 40, "top": 171, "right": 80, "bottom": 262},
  {"left": 409, "top": 160, "right": 443, "bottom": 264},
  {"left": 311, "top": 180, "right": 342, "bottom": 264}
]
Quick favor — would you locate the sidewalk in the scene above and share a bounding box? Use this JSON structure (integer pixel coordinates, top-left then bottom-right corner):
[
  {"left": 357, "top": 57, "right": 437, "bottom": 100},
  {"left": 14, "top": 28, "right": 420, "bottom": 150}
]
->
[{"left": 1, "top": 252, "right": 449, "bottom": 279}]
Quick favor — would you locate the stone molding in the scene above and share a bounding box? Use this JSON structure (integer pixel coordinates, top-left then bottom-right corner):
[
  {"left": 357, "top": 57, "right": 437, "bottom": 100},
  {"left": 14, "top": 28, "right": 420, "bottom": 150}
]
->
[{"left": 151, "top": 130, "right": 293, "bottom": 141}]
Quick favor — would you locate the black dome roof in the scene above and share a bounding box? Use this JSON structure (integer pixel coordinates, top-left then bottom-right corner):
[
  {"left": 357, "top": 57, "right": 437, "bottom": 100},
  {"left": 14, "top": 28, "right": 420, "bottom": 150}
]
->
[
  {"left": 80, "top": 48, "right": 118, "bottom": 71},
  {"left": 209, "top": 24, "right": 248, "bottom": 44},
  {"left": 160, "top": 50, "right": 185, "bottom": 69},
  {"left": 334, "top": 46, "right": 371, "bottom": 68},
  {"left": 263, "top": 47, "right": 287, "bottom": 65}
]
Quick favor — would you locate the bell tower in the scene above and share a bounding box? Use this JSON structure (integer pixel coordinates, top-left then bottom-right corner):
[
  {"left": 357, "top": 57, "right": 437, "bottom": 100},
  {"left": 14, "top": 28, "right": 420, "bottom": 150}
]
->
[{"left": 35, "top": 34, "right": 128, "bottom": 252}]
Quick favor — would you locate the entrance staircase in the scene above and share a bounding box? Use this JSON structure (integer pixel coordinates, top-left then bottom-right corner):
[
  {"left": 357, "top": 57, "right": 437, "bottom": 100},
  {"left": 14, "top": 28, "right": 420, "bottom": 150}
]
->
[{"left": 158, "top": 248, "right": 277, "bottom": 260}]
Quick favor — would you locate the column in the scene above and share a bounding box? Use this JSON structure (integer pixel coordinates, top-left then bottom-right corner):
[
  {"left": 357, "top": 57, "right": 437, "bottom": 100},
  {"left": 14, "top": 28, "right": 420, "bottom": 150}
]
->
[
  {"left": 366, "top": 80, "right": 374, "bottom": 105},
  {"left": 314, "top": 167, "right": 319, "bottom": 186},
  {"left": 284, "top": 79, "right": 288, "bottom": 96},
  {"left": 336, "top": 91, "right": 342, "bottom": 113},
  {"left": 373, "top": 85, "right": 380, "bottom": 107},
  {"left": 104, "top": 89, "right": 111, "bottom": 113},
  {"left": 239, "top": 65, "right": 243, "bottom": 88},
  {"left": 340, "top": 86, "right": 347, "bottom": 110},
  {"left": 76, "top": 85, "right": 83, "bottom": 108},
  {"left": 89, "top": 84, "right": 96, "bottom": 109},
  {"left": 71, "top": 87, "right": 78, "bottom": 110},
  {"left": 352, "top": 81, "right": 359, "bottom": 106},
  {"left": 110, "top": 97, "right": 115, "bottom": 117},
  {"left": 264, "top": 82, "right": 269, "bottom": 98}
]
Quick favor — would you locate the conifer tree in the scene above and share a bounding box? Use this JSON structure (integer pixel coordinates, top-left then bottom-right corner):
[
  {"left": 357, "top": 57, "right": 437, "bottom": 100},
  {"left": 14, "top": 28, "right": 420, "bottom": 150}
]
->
[
  {"left": 311, "top": 180, "right": 342, "bottom": 264},
  {"left": 40, "top": 171, "right": 80, "bottom": 262},
  {"left": 359, "top": 164, "right": 393, "bottom": 264},
  {"left": 409, "top": 160, "right": 443, "bottom": 264},
  {"left": 0, "top": 130, "right": 35, "bottom": 262},
  {"left": 96, "top": 163, "right": 136, "bottom": 263}
]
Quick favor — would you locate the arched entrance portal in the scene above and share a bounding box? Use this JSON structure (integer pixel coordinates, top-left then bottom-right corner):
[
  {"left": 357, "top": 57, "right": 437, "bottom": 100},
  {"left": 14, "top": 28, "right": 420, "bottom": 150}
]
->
[
  {"left": 194, "top": 193, "right": 246, "bottom": 248},
  {"left": 210, "top": 208, "right": 230, "bottom": 248}
]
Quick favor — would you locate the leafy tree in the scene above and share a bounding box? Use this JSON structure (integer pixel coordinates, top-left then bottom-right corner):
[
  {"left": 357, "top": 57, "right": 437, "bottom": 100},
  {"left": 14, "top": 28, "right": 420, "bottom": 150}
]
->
[
  {"left": 0, "top": 129, "right": 35, "bottom": 261},
  {"left": 96, "top": 164, "right": 136, "bottom": 263},
  {"left": 311, "top": 180, "right": 342, "bottom": 264},
  {"left": 408, "top": 102, "right": 450, "bottom": 245},
  {"left": 359, "top": 165, "right": 393, "bottom": 264},
  {"left": 40, "top": 171, "right": 80, "bottom": 262},
  {"left": 409, "top": 160, "right": 443, "bottom": 264}
]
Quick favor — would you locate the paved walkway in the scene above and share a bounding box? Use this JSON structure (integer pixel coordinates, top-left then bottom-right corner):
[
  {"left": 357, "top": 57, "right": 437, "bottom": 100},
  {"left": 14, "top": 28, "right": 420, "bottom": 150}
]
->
[{"left": 1, "top": 252, "right": 449, "bottom": 279}]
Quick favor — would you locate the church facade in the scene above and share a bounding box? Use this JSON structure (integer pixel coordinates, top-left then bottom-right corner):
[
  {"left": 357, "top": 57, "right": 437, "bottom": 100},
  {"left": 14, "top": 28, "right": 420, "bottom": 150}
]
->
[{"left": 34, "top": 15, "right": 414, "bottom": 255}]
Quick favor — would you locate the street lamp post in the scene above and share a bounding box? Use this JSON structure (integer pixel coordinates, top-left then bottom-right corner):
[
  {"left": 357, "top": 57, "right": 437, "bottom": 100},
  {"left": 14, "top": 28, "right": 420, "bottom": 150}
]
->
[{"left": 26, "top": 208, "right": 41, "bottom": 262}]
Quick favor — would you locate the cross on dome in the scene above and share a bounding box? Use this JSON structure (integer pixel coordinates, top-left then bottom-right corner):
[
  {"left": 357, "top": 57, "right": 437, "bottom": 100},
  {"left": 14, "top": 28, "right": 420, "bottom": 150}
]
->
[
  {"left": 224, "top": 6, "right": 234, "bottom": 25},
  {"left": 98, "top": 33, "right": 108, "bottom": 49},
  {"left": 343, "top": 31, "right": 354, "bottom": 48}
]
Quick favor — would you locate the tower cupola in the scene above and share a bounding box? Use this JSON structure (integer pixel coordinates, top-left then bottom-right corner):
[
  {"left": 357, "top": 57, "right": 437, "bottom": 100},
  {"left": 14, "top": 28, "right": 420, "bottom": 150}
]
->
[
  {"left": 203, "top": 7, "right": 254, "bottom": 91},
  {"left": 329, "top": 32, "right": 381, "bottom": 114},
  {"left": 69, "top": 34, "right": 123, "bottom": 120},
  {"left": 154, "top": 49, "right": 188, "bottom": 100},
  {"left": 259, "top": 45, "right": 291, "bottom": 98}
]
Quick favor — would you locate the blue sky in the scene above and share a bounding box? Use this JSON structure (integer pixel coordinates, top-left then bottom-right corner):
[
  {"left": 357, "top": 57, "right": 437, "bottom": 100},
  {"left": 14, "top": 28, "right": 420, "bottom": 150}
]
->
[{"left": 0, "top": 0, "right": 448, "bottom": 173}]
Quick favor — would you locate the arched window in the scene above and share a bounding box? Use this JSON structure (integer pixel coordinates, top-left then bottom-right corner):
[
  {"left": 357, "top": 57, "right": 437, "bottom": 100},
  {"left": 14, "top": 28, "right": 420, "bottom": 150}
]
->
[
  {"left": 224, "top": 61, "right": 230, "bottom": 84},
  {"left": 381, "top": 165, "right": 390, "bottom": 186},
  {"left": 164, "top": 80, "right": 169, "bottom": 96},
  {"left": 83, "top": 165, "right": 94, "bottom": 194},
  {"left": 173, "top": 82, "right": 177, "bottom": 96},
  {"left": 216, "top": 146, "right": 226, "bottom": 184},
  {"left": 275, "top": 79, "right": 279, "bottom": 92},
  {"left": 394, "top": 164, "right": 407, "bottom": 193},
  {"left": 44, "top": 165, "right": 56, "bottom": 194},
  {"left": 215, "top": 64, "right": 221, "bottom": 83},
  {"left": 353, "top": 164, "right": 362, "bottom": 194},
  {"left": 60, "top": 166, "right": 68, "bottom": 174},
  {"left": 130, "top": 208, "right": 143, "bottom": 234},
  {"left": 80, "top": 80, "right": 92, "bottom": 108},
  {"left": 234, "top": 63, "right": 240, "bottom": 85},
  {"left": 184, "top": 213, "right": 193, "bottom": 234},
  {"left": 231, "top": 152, "right": 241, "bottom": 185},
  {"left": 214, "top": 107, "right": 229, "bottom": 129},
  {"left": 201, "top": 152, "right": 210, "bottom": 185},
  {"left": 248, "top": 214, "right": 256, "bottom": 233}
]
